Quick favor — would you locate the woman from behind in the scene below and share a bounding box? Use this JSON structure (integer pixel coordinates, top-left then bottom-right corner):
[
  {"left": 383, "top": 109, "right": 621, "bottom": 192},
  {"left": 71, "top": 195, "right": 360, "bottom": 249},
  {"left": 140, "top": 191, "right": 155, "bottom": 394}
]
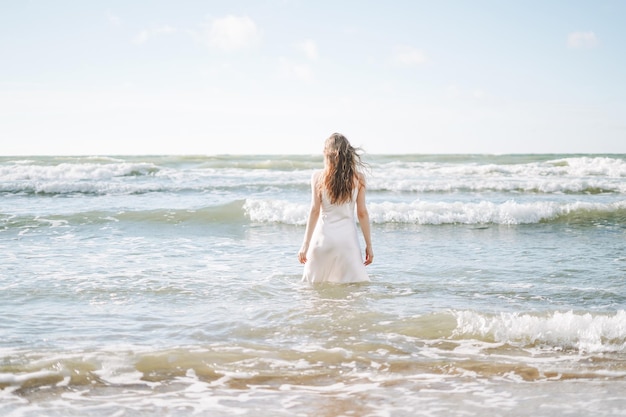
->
[{"left": 298, "top": 133, "right": 373, "bottom": 283}]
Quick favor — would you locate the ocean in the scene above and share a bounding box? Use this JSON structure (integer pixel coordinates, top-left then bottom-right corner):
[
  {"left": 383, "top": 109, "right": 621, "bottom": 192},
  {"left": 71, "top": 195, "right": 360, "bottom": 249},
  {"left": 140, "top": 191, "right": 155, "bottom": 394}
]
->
[{"left": 1, "top": 153, "right": 625, "bottom": 416}]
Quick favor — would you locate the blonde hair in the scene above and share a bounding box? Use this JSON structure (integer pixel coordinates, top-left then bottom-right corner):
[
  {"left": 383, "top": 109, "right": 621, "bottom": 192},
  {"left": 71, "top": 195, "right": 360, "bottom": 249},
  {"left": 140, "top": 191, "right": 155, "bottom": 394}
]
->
[{"left": 319, "top": 133, "right": 366, "bottom": 204}]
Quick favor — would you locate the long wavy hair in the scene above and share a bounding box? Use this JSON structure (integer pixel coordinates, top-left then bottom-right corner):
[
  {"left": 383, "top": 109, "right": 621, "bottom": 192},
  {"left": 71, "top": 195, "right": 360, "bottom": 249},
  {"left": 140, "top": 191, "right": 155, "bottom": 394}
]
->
[{"left": 319, "top": 133, "right": 366, "bottom": 204}]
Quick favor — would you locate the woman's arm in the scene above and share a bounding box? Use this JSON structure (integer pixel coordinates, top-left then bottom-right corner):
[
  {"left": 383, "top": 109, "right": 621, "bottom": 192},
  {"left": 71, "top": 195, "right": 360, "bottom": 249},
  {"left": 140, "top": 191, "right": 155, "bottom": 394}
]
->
[
  {"left": 298, "top": 172, "right": 322, "bottom": 264},
  {"left": 356, "top": 173, "right": 374, "bottom": 265}
]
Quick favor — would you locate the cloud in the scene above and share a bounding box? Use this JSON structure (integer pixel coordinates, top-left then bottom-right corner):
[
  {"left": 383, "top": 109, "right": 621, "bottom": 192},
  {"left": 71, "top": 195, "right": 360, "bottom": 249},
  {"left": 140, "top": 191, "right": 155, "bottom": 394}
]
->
[
  {"left": 278, "top": 58, "right": 314, "bottom": 82},
  {"left": 277, "top": 40, "right": 317, "bottom": 82},
  {"left": 298, "top": 39, "right": 318, "bottom": 61},
  {"left": 567, "top": 31, "right": 598, "bottom": 49},
  {"left": 206, "top": 15, "right": 261, "bottom": 51},
  {"left": 106, "top": 11, "right": 121, "bottom": 26},
  {"left": 391, "top": 45, "right": 429, "bottom": 67},
  {"left": 132, "top": 25, "right": 177, "bottom": 45}
]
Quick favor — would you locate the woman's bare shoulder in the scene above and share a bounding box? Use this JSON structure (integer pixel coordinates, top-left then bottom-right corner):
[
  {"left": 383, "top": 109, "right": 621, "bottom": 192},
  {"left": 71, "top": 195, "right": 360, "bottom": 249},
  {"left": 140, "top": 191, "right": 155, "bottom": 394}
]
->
[
  {"left": 311, "top": 170, "right": 325, "bottom": 191},
  {"left": 355, "top": 172, "right": 366, "bottom": 187},
  {"left": 311, "top": 170, "right": 323, "bottom": 182}
]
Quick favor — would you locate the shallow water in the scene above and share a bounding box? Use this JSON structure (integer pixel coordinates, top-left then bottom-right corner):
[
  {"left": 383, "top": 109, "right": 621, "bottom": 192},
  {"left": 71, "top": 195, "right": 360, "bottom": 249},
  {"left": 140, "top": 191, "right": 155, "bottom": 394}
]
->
[{"left": 1, "top": 154, "right": 625, "bottom": 416}]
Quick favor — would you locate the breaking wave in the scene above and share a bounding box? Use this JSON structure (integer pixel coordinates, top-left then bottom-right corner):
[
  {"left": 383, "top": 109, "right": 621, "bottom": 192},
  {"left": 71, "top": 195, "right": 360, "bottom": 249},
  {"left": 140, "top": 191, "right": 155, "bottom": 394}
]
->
[
  {"left": 244, "top": 198, "right": 626, "bottom": 225},
  {"left": 452, "top": 309, "right": 626, "bottom": 353},
  {"left": 1, "top": 155, "right": 625, "bottom": 196},
  {"left": 3, "top": 199, "right": 625, "bottom": 230}
]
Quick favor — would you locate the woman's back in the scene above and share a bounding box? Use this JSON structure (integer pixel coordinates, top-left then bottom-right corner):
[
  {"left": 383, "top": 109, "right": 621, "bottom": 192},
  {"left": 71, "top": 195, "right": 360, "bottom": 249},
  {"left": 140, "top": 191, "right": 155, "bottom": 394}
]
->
[
  {"left": 298, "top": 133, "right": 373, "bottom": 283},
  {"left": 319, "top": 182, "right": 358, "bottom": 223},
  {"left": 302, "top": 174, "right": 368, "bottom": 283}
]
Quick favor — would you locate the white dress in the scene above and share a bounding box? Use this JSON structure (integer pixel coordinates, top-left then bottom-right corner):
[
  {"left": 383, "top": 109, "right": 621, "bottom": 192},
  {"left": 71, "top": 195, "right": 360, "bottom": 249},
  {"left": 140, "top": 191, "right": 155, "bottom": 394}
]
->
[{"left": 302, "top": 177, "right": 370, "bottom": 284}]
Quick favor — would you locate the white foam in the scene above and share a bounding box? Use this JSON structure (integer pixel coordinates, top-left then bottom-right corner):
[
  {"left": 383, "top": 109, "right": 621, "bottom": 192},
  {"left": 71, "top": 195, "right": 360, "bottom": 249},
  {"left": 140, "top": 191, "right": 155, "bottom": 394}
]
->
[
  {"left": 243, "top": 198, "right": 626, "bottom": 225},
  {"left": 550, "top": 156, "right": 626, "bottom": 177},
  {"left": 367, "top": 156, "right": 626, "bottom": 193},
  {"left": 243, "top": 198, "right": 309, "bottom": 225},
  {"left": 452, "top": 310, "right": 626, "bottom": 353},
  {"left": 0, "top": 161, "right": 165, "bottom": 195},
  {"left": 370, "top": 199, "right": 626, "bottom": 225},
  {"left": 3, "top": 156, "right": 625, "bottom": 196},
  {"left": 0, "top": 162, "right": 158, "bottom": 182},
  {"left": 0, "top": 370, "right": 57, "bottom": 385}
]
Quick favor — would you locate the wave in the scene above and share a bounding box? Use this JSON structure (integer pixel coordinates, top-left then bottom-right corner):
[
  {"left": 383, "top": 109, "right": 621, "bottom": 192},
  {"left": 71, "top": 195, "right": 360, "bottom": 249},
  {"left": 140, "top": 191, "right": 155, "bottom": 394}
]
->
[
  {"left": 385, "top": 309, "right": 626, "bottom": 354},
  {"left": 367, "top": 156, "right": 626, "bottom": 194},
  {"left": 0, "top": 310, "right": 623, "bottom": 393},
  {"left": 371, "top": 155, "right": 626, "bottom": 176},
  {"left": 368, "top": 199, "right": 626, "bottom": 225},
  {"left": 368, "top": 177, "right": 626, "bottom": 194},
  {"left": 0, "top": 161, "right": 160, "bottom": 181},
  {"left": 451, "top": 309, "right": 626, "bottom": 354},
  {"left": 0, "top": 201, "right": 249, "bottom": 230},
  {"left": 549, "top": 156, "right": 626, "bottom": 176},
  {"left": 245, "top": 198, "right": 626, "bottom": 225},
  {"left": 0, "top": 161, "right": 165, "bottom": 195},
  {"left": 3, "top": 199, "right": 625, "bottom": 230},
  {"left": 1, "top": 155, "right": 625, "bottom": 196},
  {"left": 4, "top": 178, "right": 622, "bottom": 196},
  {"left": 0, "top": 181, "right": 307, "bottom": 196}
]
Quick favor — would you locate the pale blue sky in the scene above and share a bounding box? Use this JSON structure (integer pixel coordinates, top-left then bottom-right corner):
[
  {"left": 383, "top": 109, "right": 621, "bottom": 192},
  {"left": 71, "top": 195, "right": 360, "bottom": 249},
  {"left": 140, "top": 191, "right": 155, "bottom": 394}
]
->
[{"left": 1, "top": 0, "right": 625, "bottom": 155}]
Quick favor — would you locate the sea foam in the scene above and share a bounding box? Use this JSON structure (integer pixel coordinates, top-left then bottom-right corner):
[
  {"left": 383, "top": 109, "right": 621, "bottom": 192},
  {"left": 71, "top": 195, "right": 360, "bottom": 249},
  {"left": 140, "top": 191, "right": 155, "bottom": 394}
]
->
[
  {"left": 452, "top": 310, "right": 626, "bottom": 353},
  {"left": 0, "top": 161, "right": 159, "bottom": 181},
  {"left": 244, "top": 198, "right": 626, "bottom": 225},
  {"left": 2, "top": 156, "right": 625, "bottom": 196}
]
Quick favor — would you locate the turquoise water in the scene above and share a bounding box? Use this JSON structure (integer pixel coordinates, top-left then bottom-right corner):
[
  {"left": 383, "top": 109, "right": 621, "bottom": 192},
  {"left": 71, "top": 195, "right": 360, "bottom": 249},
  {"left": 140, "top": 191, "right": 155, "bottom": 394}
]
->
[{"left": 1, "top": 154, "right": 625, "bottom": 416}]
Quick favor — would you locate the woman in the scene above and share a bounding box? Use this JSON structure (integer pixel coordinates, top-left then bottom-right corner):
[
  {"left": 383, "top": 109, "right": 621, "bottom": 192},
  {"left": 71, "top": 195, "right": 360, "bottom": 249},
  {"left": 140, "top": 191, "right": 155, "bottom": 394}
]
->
[{"left": 298, "top": 133, "right": 374, "bottom": 283}]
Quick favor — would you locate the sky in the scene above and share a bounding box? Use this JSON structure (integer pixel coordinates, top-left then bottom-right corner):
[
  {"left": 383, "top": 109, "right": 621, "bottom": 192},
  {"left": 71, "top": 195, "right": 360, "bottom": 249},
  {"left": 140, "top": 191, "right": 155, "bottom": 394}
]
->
[{"left": 1, "top": 0, "right": 625, "bottom": 155}]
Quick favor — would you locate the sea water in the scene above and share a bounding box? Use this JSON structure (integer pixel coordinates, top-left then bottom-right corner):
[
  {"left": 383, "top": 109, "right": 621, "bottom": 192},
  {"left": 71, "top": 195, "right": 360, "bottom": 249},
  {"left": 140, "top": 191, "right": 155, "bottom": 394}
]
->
[{"left": 1, "top": 154, "right": 625, "bottom": 416}]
